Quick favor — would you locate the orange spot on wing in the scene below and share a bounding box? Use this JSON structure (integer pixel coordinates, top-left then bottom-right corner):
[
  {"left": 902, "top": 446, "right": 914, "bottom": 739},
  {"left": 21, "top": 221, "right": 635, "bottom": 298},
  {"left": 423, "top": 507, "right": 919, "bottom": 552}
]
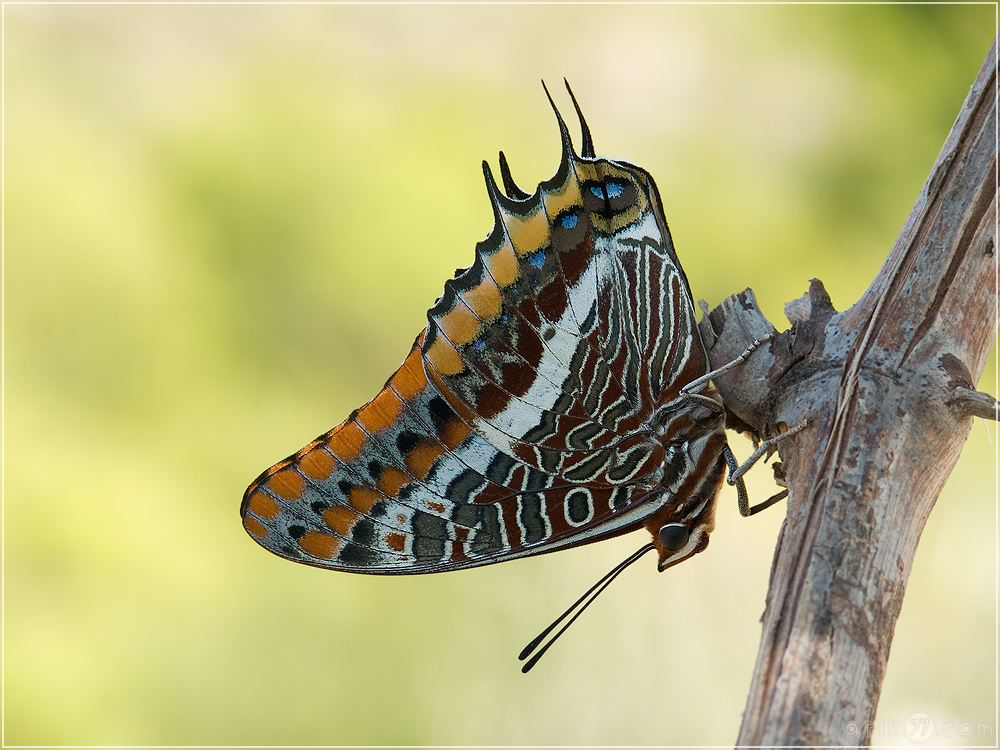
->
[
  {"left": 461, "top": 275, "right": 502, "bottom": 320},
  {"left": 326, "top": 421, "right": 366, "bottom": 462},
  {"left": 267, "top": 470, "right": 304, "bottom": 500},
  {"left": 386, "top": 533, "right": 406, "bottom": 552},
  {"left": 542, "top": 180, "right": 583, "bottom": 216},
  {"left": 299, "top": 447, "right": 335, "bottom": 481},
  {"left": 390, "top": 347, "right": 428, "bottom": 399},
  {"left": 377, "top": 466, "right": 409, "bottom": 497},
  {"left": 425, "top": 336, "right": 465, "bottom": 376},
  {"left": 323, "top": 505, "right": 359, "bottom": 536},
  {"left": 486, "top": 243, "right": 520, "bottom": 287},
  {"left": 244, "top": 516, "right": 267, "bottom": 540},
  {"left": 507, "top": 209, "right": 549, "bottom": 257},
  {"left": 348, "top": 486, "right": 380, "bottom": 514},
  {"left": 441, "top": 417, "right": 472, "bottom": 450},
  {"left": 404, "top": 441, "right": 445, "bottom": 479},
  {"left": 247, "top": 492, "right": 281, "bottom": 520},
  {"left": 299, "top": 531, "right": 340, "bottom": 560},
  {"left": 428, "top": 501, "right": 445, "bottom": 513},
  {"left": 437, "top": 302, "right": 481, "bottom": 347},
  {"left": 356, "top": 387, "right": 404, "bottom": 435}
]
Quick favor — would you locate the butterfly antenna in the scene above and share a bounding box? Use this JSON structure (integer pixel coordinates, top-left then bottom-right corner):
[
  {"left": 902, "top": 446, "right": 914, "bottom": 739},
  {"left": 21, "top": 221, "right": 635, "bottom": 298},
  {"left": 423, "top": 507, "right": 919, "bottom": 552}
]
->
[{"left": 519, "top": 542, "right": 656, "bottom": 673}]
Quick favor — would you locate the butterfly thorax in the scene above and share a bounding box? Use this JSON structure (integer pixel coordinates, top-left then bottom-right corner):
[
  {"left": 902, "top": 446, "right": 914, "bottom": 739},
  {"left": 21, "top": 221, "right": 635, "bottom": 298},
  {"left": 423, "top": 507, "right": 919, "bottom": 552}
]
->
[{"left": 641, "top": 385, "right": 728, "bottom": 571}]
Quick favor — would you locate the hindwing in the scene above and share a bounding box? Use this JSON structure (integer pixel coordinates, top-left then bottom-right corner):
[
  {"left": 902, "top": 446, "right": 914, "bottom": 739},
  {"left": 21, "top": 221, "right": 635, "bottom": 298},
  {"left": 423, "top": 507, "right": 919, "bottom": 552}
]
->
[{"left": 241, "top": 86, "right": 721, "bottom": 573}]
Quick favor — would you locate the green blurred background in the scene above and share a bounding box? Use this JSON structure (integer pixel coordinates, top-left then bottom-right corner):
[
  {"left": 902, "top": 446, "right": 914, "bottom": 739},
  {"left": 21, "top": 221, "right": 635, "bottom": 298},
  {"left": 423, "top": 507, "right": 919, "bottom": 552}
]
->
[{"left": 5, "top": 5, "right": 996, "bottom": 746}]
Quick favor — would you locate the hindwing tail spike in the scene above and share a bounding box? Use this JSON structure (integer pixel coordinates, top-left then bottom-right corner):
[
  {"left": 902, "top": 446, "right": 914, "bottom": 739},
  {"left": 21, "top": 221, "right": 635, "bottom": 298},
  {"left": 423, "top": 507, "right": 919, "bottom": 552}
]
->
[
  {"left": 498, "top": 151, "right": 531, "bottom": 200},
  {"left": 564, "top": 79, "right": 595, "bottom": 159},
  {"left": 540, "top": 79, "right": 576, "bottom": 190}
]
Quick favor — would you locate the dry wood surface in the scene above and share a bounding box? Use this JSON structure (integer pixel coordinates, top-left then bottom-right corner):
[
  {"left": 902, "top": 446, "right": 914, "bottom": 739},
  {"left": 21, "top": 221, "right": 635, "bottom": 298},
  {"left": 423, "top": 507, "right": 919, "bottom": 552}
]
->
[{"left": 698, "top": 37, "right": 998, "bottom": 748}]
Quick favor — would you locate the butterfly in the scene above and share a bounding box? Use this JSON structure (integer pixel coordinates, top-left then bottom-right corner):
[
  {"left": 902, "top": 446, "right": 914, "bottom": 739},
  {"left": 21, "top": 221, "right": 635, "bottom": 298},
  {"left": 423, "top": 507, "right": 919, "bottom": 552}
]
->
[{"left": 241, "top": 81, "right": 784, "bottom": 669}]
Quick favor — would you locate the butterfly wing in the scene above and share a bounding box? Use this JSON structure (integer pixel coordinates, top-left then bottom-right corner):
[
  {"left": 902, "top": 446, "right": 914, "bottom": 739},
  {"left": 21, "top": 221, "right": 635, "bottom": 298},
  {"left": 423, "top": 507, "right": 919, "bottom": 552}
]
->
[{"left": 241, "top": 92, "right": 717, "bottom": 573}]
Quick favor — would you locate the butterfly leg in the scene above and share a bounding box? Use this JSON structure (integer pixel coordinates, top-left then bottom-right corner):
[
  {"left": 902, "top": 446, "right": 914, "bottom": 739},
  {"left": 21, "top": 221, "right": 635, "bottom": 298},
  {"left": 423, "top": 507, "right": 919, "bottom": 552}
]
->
[
  {"left": 723, "top": 447, "right": 752, "bottom": 516},
  {"left": 723, "top": 421, "right": 810, "bottom": 517},
  {"left": 681, "top": 333, "right": 808, "bottom": 516}
]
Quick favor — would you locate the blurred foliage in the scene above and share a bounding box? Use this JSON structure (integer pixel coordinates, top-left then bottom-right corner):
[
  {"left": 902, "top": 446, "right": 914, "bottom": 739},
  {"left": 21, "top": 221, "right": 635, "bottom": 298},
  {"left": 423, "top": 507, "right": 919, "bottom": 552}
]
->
[{"left": 4, "top": 5, "right": 995, "bottom": 746}]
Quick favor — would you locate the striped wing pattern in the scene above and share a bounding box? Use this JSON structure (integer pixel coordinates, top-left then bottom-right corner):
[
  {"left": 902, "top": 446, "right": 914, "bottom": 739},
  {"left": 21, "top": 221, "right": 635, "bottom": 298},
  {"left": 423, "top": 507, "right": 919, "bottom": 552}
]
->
[{"left": 242, "top": 85, "right": 730, "bottom": 573}]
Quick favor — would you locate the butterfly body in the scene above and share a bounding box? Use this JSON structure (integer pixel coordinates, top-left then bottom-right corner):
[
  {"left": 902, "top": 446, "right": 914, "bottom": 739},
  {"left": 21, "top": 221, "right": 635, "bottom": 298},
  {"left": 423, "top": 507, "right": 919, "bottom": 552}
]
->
[{"left": 242, "top": 85, "right": 731, "bottom": 576}]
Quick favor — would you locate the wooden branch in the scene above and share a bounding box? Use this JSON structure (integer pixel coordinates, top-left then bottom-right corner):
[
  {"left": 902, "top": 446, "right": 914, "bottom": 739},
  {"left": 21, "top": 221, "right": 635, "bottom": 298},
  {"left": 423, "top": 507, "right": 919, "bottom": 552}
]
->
[{"left": 698, "top": 37, "right": 997, "bottom": 747}]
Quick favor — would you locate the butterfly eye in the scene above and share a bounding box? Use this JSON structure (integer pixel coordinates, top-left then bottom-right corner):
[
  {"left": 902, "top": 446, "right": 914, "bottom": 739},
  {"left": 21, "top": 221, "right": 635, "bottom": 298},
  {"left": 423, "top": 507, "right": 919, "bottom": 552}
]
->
[{"left": 658, "top": 523, "right": 690, "bottom": 552}]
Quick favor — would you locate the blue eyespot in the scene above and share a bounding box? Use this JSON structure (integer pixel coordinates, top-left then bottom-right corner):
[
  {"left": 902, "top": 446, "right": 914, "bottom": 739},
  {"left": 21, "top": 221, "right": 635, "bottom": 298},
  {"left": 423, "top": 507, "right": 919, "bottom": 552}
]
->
[
  {"left": 589, "top": 185, "right": 604, "bottom": 199},
  {"left": 559, "top": 213, "right": 578, "bottom": 230},
  {"left": 605, "top": 181, "right": 624, "bottom": 199},
  {"left": 526, "top": 250, "right": 545, "bottom": 269}
]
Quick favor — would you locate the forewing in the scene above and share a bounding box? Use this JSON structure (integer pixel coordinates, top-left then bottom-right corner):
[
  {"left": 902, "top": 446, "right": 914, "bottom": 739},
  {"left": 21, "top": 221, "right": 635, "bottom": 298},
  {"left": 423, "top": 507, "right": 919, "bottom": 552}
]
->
[{"left": 241, "top": 97, "right": 711, "bottom": 573}]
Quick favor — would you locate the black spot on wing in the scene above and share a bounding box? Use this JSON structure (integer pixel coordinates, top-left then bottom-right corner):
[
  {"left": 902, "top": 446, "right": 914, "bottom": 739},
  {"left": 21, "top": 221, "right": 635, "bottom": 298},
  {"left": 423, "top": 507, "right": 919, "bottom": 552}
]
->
[
  {"left": 519, "top": 493, "right": 546, "bottom": 544},
  {"left": 339, "top": 543, "right": 378, "bottom": 565},
  {"left": 484, "top": 451, "right": 517, "bottom": 485},
  {"left": 447, "top": 469, "right": 486, "bottom": 503},
  {"left": 412, "top": 511, "right": 448, "bottom": 562},
  {"left": 352, "top": 518, "right": 376, "bottom": 547},
  {"left": 566, "top": 491, "right": 590, "bottom": 524},
  {"left": 428, "top": 396, "right": 455, "bottom": 431}
]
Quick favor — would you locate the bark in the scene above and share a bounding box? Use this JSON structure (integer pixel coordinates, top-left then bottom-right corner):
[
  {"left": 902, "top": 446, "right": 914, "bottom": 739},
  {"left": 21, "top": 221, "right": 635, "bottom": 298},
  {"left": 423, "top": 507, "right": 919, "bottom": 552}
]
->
[{"left": 699, "top": 38, "right": 998, "bottom": 747}]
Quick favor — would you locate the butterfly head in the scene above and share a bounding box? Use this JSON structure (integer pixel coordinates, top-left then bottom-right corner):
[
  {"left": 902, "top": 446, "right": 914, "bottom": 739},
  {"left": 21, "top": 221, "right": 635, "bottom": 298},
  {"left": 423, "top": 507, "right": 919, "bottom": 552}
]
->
[{"left": 645, "top": 397, "right": 729, "bottom": 571}]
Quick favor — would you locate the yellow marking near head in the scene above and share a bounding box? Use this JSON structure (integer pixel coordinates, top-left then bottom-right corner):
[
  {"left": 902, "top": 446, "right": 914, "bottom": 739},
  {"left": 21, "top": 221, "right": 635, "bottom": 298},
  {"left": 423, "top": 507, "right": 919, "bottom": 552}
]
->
[
  {"left": 405, "top": 440, "right": 445, "bottom": 479},
  {"left": 425, "top": 336, "right": 465, "bottom": 376},
  {"left": 356, "top": 387, "right": 405, "bottom": 435},
  {"left": 326, "top": 420, "right": 366, "bottom": 462},
  {"left": 244, "top": 516, "right": 267, "bottom": 540},
  {"left": 323, "top": 505, "right": 359, "bottom": 537},
  {"left": 485, "top": 243, "right": 520, "bottom": 287},
  {"left": 267, "top": 469, "right": 304, "bottom": 500},
  {"left": 461, "top": 275, "right": 502, "bottom": 321},
  {"left": 390, "top": 347, "right": 428, "bottom": 399},
  {"left": 299, "top": 531, "right": 340, "bottom": 560},
  {"left": 377, "top": 466, "right": 409, "bottom": 497},
  {"left": 437, "top": 302, "right": 481, "bottom": 347},
  {"left": 348, "top": 486, "right": 380, "bottom": 514},
  {"left": 247, "top": 492, "right": 281, "bottom": 520},
  {"left": 299, "top": 447, "right": 335, "bottom": 481}
]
